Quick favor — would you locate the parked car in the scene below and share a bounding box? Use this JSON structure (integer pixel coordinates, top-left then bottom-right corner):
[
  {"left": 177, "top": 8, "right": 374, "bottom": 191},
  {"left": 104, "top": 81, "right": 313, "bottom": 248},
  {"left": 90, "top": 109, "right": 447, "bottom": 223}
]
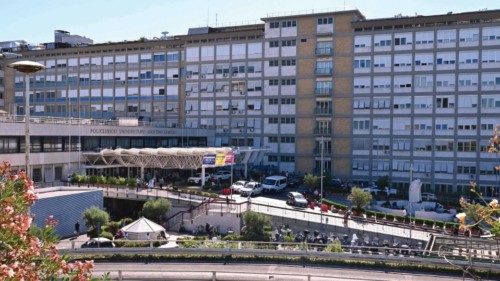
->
[
  {"left": 330, "top": 178, "right": 349, "bottom": 192},
  {"left": 261, "top": 175, "right": 287, "bottom": 193},
  {"left": 81, "top": 237, "right": 115, "bottom": 248},
  {"left": 286, "top": 192, "right": 308, "bottom": 208},
  {"left": 212, "top": 170, "right": 232, "bottom": 181},
  {"left": 187, "top": 173, "right": 212, "bottom": 185},
  {"left": 240, "top": 181, "right": 263, "bottom": 197},
  {"left": 230, "top": 180, "right": 247, "bottom": 193},
  {"left": 421, "top": 192, "right": 437, "bottom": 201}
]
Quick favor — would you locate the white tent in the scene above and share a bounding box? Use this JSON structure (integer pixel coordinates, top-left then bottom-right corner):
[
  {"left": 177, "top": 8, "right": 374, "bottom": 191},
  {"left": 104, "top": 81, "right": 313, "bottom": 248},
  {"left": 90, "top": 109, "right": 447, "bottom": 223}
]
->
[{"left": 120, "top": 217, "right": 168, "bottom": 240}]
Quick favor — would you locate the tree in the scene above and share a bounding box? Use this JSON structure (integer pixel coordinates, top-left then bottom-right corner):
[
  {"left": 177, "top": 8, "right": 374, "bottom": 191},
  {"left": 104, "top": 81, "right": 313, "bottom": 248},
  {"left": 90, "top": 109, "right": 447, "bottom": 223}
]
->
[
  {"left": 241, "top": 211, "right": 272, "bottom": 241},
  {"left": 82, "top": 206, "right": 110, "bottom": 236},
  {"left": 303, "top": 173, "right": 319, "bottom": 190},
  {"left": 0, "top": 162, "right": 94, "bottom": 280},
  {"left": 376, "top": 175, "right": 390, "bottom": 189},
  {"left": 348, "top": 187, "right": 373, "bottom": 212},
  {"left": 141, "top": 198, "right": 171, "bottom": 223}
]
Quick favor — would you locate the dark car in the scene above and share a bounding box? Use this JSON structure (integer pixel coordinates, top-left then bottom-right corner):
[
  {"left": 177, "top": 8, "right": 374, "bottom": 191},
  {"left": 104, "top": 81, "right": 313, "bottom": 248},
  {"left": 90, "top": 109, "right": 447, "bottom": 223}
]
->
[{"left": 81, "top": 237, "right": 115, "bottom": 248}]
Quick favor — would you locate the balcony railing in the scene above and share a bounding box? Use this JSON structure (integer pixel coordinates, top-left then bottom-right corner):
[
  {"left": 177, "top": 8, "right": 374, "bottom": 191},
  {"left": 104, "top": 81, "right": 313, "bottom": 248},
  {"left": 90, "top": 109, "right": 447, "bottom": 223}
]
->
[
  {"left": 314, "top": 127, "right": 331, "bottom": 135},
  {"left": 315, "top": 47, "right": 333, "bottom": 56},
  {"left": 314, "top": 88, "right": 332, "bottom": 95},
  {"left": 313, "top": 148, "right": 333, "bottom": 155},
  {"left": 314, "top": 107, "right": 332, "bottom": 115},
  {"left": 315, "top": 68, "right": 333, "bottom": 75}
]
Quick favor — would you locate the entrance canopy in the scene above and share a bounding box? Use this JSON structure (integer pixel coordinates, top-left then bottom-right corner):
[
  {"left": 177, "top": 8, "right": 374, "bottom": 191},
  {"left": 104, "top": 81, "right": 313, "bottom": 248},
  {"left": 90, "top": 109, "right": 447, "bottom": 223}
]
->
[{"left": 82, "top": 146, "right": 269, "bottom": 171}]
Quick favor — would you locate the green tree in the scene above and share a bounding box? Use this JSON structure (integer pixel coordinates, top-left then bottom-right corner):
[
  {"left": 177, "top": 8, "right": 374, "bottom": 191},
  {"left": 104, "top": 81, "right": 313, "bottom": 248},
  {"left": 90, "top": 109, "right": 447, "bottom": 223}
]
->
[
  {"left": 303, "top": 173, "right": 319, "bottom": 190},
  {"left": 324, "top": 239, "right": 343, "bottom": 253},
  {"left": 376, "top": 175, "right": 390, "bottom": 189},
  {"left": 82, "top": 206, "right": 110, "bottom": 236},
  {"left": 241, "top": 211, "right": 272, "bottom": 241},
  {"left": 348, "top": 187, "right": 373, "bottom": 212},
  {"left": 140, "top": 198, "right": 171, "bottom": 223}
]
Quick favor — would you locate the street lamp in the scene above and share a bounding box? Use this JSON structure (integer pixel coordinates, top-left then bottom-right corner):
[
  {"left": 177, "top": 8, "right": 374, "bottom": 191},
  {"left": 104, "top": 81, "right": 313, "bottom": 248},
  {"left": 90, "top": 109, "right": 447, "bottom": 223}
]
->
[{"left": 7, "top": 61, "right": 45, "bottom": 179}]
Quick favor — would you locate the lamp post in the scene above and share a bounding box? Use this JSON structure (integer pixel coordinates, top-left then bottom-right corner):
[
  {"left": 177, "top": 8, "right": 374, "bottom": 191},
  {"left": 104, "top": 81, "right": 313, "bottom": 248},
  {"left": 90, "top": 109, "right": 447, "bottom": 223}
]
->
[{"left": 7, "top": 61, "right": 45, "bottom": 179}]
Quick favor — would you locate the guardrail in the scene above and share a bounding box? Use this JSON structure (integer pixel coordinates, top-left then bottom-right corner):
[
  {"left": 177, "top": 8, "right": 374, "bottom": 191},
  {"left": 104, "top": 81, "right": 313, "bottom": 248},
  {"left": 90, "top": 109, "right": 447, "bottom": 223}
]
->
[{"left": 60, "top": 244, "right": 499, "bottom": 273}]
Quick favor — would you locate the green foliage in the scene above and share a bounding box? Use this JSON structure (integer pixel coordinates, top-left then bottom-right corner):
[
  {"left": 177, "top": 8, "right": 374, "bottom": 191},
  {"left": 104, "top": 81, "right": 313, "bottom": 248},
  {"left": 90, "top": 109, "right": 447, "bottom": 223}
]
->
[
  {"left": 82, "top": 206, "right": 110, "bottom": 233},
  {"left": 376, "top": 175, "right": 390, "bottom": 189},
  {"left": 324, "top": 240, "right": 343, "bottom": 253},
  {"left": 100, "top": 231, "right": 114, "bottom": 240},
  {"left": 303, "top": 173, "right": 319, "bottom": 190},
  {"left": 491, "top": 221, "right": 500, "bottom": 237},
  {"left": 177, "top": 237, "right": 204, "bottom": 248},
  {"left": 106, "top": 176, "right": 118, "bottom": 185},
  {"left": 140, "top": 198, "right": 171, "bottom": 222},
  {"left": 222, "top": 234, "right": 242, "bottom": 241},
  {"left": 321, "top": 198, "right": 348, "bottom": 211},
  {"left": 347, "top": 187, "right": 373, "bottom": 212},
  {"left": 242, "top": 211, "right": 272, "bottom": 241},
  {"left": 106, "top": 221, "right": 121, "bottom": 236},
  {"left": 120, "top": 217, "right": 133, "bottom": 226},
  {"left": 114, "top": 240, "right": 161, "bottom": 248},
  {"left": 385, "top": 214, "right": 394, "bottom": 221}
]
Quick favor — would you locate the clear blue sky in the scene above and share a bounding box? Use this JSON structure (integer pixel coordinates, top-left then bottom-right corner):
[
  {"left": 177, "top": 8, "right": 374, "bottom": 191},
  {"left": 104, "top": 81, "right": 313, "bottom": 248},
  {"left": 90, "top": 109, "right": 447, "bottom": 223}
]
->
[{"left": 1, "top": 0, "right": 498, "bottom": 44}]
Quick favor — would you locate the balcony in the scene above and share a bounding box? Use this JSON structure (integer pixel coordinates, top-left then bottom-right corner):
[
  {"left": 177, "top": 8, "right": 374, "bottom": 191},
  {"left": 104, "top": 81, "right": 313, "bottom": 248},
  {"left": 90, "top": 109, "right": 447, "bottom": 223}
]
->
[
  {"left": 314, "top": 148, "right": 333, "bottom": 155},
  {"left": 315, "top": 88, "right": 332, "bottom": 96},
  {"left": 315, "top": 68, "right": 333, "bottom": 76},
  {"left": 314, "top": 127, "right": 331, "bottom": 135},
  {"left": 315, "top": 47, "right": 333, "bottom": 56},
  {"left": 314, "top": 107, "right": 332, "bottom": 115}
]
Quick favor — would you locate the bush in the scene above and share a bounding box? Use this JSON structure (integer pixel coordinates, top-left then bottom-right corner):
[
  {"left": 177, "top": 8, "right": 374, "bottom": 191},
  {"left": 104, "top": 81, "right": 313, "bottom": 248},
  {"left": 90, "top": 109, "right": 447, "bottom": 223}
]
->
[
  {"left": 242, "top": 211, "right": 272, "bottom": 241},
  {"left": 106, "top": 176, "right": 118, "bottom": 185},
  {"left": 114, "top": 240, "right": 161, "bottom": 248},
  {"left": 348, "top": 187, "right": 373, "bottom": 212},
  {"left": 177, "top": 237, "right": 204, "bottom": 248},
  {"left": 117, "top": 177, "right": 127, "bottom": 186},
  {"left": 126, "top": 178, "right": 136, "bottom": 187},
  {"left": 121, "top": 217, "right": 133, "bottom": 226},
  {"left": 222, "top": 234, "right": 242, "bottom": 241},
  {"left": 100, "top": 231, "right": 114, "bottom": 240},
  {"left": 375, "top": 212, "right": 385, "bottom": 220},
  {"left": 435, "top": 221, "right": 445, "bottom": 228},
  {"left": 365, "top": 211, "right": 376, "bottom": 218},
  {"left": 107, "top": 221, "right": 121, "bottom": 236},
  {"left": 322, "top": 199, "right": 348, "bottom": 211},
  {"left": 324, "top": 240, "right": 343, "bottom": 253},
  {"left": 385, "top": 214, "right": 395, "bottom": 221},
  {"left": 82, "top": 206, "right": 110, "bottom": 234},
  {"left": 141, "top": 198, "right": 172, "bottom": 222},
  {"left": 414, "top": 218, "right": 424, "bottom": 225},
  {"left": 395, "top": 215, "right": 405, "bottom": 222}
]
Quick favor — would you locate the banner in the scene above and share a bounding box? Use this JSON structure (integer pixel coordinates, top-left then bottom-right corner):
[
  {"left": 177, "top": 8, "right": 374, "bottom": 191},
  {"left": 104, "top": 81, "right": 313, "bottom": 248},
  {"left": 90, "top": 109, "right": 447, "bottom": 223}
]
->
[
  {"left": 224, "top": 152, "right": 235, "bottom": 164},
  {"left": 202, "top": 154, "right": 216, "bottom": 166},
  {"left": 215, "top": 153, "right": 226, "bottom": 166}
]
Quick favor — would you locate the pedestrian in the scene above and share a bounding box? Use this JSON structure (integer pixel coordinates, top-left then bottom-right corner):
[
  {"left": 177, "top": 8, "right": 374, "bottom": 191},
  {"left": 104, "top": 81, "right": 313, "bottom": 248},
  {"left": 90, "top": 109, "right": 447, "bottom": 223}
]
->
[
  {"left": 74, "top": 221, "right": 80, "bottom": 236},
  {"left": 159, "top": 177, "right": 164, "bottom": 189},
  {"left": 136, "top": 176, "right": 141, "bottom": 192},
  {"left": 146, "top": 232, "right": 150, "bottom": 240},
  {"left": 226, "top": 196, "right": 230, "bottom": 206}
]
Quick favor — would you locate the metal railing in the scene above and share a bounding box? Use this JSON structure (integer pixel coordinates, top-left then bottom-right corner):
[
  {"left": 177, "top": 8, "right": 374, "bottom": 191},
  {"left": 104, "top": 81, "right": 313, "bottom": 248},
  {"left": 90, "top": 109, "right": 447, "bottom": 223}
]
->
[
  {"left": 314, "top": 88, "right": 333, "bottom": 95},
  {"left": 314, "top": 68, "right": 333, "bottom": 75},
  {"left": 314, "top": 127, "right": 332, "bottom": 135},
  {"left": 314, "top": 107, "right": 332, "bottom": 115},
  {"left": 315, "top": 47, "right": 333, "bottom": 56}
]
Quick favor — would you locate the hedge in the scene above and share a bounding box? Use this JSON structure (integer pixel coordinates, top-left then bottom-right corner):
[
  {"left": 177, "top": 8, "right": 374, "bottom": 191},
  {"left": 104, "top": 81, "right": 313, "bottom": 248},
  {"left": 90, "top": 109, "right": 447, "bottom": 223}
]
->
[{"left": 321, "top": 199, "right": 348, "bottom": 211}]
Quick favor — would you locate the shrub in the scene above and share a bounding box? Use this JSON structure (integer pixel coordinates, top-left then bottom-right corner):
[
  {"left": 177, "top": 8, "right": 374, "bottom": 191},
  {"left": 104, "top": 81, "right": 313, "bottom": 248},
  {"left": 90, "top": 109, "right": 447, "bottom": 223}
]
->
[
  {"left": 97, "top": 175, "right": 106, "bottom": 184},
  {"left": 324, "top": 240, "right": 343, "bottom": 253},
  {"left": 395, "top": 215, "right": 405, "bottom": 222},
  {"left": 117, "top": 177, "right": 127, "bottom": 186},
  {"left": 385, "top": 214, "right": 395, "bottom": 221},
  {"left": 242, "top": 211, "right": 272, "bottom": 241},
  {"left": 177, "top": 237, "right": 204, "bottom": 248},
  {"left": 414, "top": 218, "right": 424, "bottom": 225},
  {"left": 348, "top": 187, "right": 373, "bottom": 212},
  {"left": 100, "top": 231, "right": 114, "bottom": 240},
  {"left": 126, "top": 178, "right": 136, "bottom": 187},
  {"left": 107, "top": 221, "right": 121, "bottom": 236},
  {"left": 106, "top": 176, "right": 118, "bottom": 185},
  {"left": 141, "top": 198, "right": 172, "bottom": 223},
  {"left": 82, "top": 206, "right": 110, "bottom": 235},
  {"left": 435, "top": 221, "right": 445, "bottom": 228},
  {"left": 375, "top": 212, "right": 385, "bottom": 220},
  {"left": 365, "top": 211, "right": 376, "bottom": 218},
  {"left": 322, "top": 199, "right": 348, "bottom": 211},
  {"left": 120, "top": 217, "right": 133, "bottom": 226},
  {"left": 222, "top": 234, "right": 242, "bottom": 241}
]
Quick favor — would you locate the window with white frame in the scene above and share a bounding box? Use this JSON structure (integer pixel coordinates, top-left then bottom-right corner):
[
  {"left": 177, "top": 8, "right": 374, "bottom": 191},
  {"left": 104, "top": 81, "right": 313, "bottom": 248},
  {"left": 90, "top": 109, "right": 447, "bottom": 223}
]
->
[
  {"left": 215, "top": 100, "right": 230, "bottom": 111},
  {"left": 413, "top": 118, "right": 432, "bottom": 131},
  {"left": 457, "top": 118, "right": 477, "bottom": 131},
  {"left": 393, "top": 117, "right": 412, "bottom": 131},
  {"left": 437, "top": 29, "right": 456, "bottom": 44},
  {"left": 353, "top": 77, "right": 371, "bottom": 89},
  {"left": 200, "top": 101, "right": 214, "bottom": 111},
  {"left": 459, "top": 28, "right": 480, "bottom": 43},
  {"left": 232, "top": 44, "right": 246, "bottom": 59},
  {"left": 436, "top": 52, "right": 456, "bottom": 65},
  {"left": 458, "top": 73, "right": 478, "bottom": 87},
  {"left": 434, "top": 139, "right": 454, "bottom": 151},
  {"left": 482, "top": 49, "right": 500, "bottom": 63},
  {"left": 374, "top": 34, "right": 392, "bottom": 47},
  {"left": 436, "top": 96, "right": 455, "bottom": 108},
  {"left": 373, "top": 97, "right": 391, "bottom": 109},
  {"left": 414, "top": 96, "right": 433, "bottom": 109},
  {"left": 394, "top": 54, "right": 412, "bottom": 67},
  {"left": 435, "top": 73, "right": 455, "bottom": 87},
  {"left": 247, "top": 80, "right": 262, "bottom": 92},
  {"left": 200, "top": 64, "right": 214, "bottom": 75},
  {"left": 215, "top": 63, "right": 230, "bottom": 75},
  {"left": 353, "top": 57, "right": 371, "bottom": 69},
  {"left": 415, "top": 53, "right": 434, "bottom": 66},
  {"left": 186, "top": 65, "right": 199, "bottom": 76},
  {"left": 353, "top": 119, "right": 370, "bottom": 130},
  {"left": 353, "top": 138, "right": 371, "bottom": 150},
  {"left": 392, "top": 139, "right": 411, "bottom": 151},
  {"left": 435, "top": 118, "right": 454, "bottom": 130},
  {"left": 353, "top": 98, "right": 371, "bottom": 109},
  {"left": 458, "top": 95, "right": 478, "bottom": 108},
  {"left": 481, "top": 95, "right": 500, "bottom": 108},
  {"left": 434, "top": 161, "right": 454, "bottom": 174},
  {"left": 394, "top": 33, "right": 412, "bottom": 46},
  {"left": 481, "top": 72, "right": 500, "bottom": 86},
  {"left": 186, "top": 47, "right": 199, "bottom": 62},
  {"left": 393, "top": 96, "right": 411, "bottom": 109},
  {"left": 393, "top": 75, "right": 412, "bottom": 89},
  {"left": 479, "top": 162, "right": 499, "bottom": 175},
  {"left": 414, "top": 139, "right": 433, "bottom": 151},
  {"left": 373, "top": 76, "right": 391, "bottom": 89},
  {"left": 216, "top": 45, "right": 230, "bottom": 60},
  {"left": 414, "top": 75, "right": 433, "bottom": 88},
  {"left": 459, "top": 50, "right": 479, "bottom": 64},
  {"left": 457, "top": 140, "right": 477, "bottom": 152},
  {"left": 201, "top": 46, "right": 214, "bottom": 60},
  {"left": 354, "top": 35, "right": 371, "bottom": 49},
  {"left": 482, "top": 26, "right": 500, "bottom": 42},
  {"left": 352, "top": 159, "right": 370, "bottom": 171},
  {"left": 415, "top": 31, "right": 434, "bottom": 45},
  {"left": 248, "top": 42, "right": 262, "bottom": 57},
  {"left": 372, "top": 118, "right": 390, "bottom": 131},
  {"left": 373, "top": 55, "right": 391, "bottom": 68}
]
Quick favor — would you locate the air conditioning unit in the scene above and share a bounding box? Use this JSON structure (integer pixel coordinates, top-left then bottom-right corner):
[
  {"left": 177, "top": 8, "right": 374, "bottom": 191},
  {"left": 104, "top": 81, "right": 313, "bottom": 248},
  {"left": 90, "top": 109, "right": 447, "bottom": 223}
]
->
[
  {"left": 200, "top": 74, "right": 206, "bottom": 78},
  {"left": 248, "top": 128, "right": 255, "bottom": 132},
  {"left": 239, "top": 91, "right": 245, "bottom": 95},
  {"left": 223, "top": 73, "right": 229, "bottom": 78}
]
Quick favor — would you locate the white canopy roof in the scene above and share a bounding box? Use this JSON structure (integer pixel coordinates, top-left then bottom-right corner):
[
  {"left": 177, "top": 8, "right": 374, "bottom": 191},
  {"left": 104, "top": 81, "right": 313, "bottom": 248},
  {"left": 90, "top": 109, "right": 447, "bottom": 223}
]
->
[{"left": 121, "top": 217, "right": 165, "bottom": 234}]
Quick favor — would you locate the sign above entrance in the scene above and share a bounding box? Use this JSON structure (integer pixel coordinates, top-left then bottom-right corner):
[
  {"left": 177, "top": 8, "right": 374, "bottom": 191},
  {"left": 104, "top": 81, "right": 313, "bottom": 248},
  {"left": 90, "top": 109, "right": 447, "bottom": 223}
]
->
[{"left": 202, "top": 154, "right": 216, "bottom": 166}]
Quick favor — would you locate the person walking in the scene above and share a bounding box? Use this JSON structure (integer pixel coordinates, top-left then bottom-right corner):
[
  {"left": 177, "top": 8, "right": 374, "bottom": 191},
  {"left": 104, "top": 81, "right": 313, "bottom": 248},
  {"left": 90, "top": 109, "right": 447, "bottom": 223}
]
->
[
  {"left": 74, "top": 221, "right": 80, "bottom": 236},
  {"left": 159, "top": 177, "right": 164, "bottom": 189}
]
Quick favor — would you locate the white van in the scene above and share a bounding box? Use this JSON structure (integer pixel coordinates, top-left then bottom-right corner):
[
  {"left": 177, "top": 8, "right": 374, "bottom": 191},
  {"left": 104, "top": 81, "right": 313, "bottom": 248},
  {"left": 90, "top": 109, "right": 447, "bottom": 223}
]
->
[{"left": 261, "top": 175, "right": 287, "bottom": 193}]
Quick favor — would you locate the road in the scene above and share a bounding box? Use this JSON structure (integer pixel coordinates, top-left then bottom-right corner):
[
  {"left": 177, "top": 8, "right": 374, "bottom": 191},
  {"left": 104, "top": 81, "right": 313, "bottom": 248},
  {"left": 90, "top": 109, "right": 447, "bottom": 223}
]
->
[{"left": 91, "top": 262, "right": 480, "bottom": 280}]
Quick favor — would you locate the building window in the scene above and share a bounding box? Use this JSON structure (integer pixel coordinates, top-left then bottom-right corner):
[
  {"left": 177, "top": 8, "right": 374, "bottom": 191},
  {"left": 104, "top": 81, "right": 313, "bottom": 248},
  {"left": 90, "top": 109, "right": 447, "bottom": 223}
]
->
[
  {"left": 268, "top": 137, "right": 278, "bottom": 143},
  {"left": 269, "top": 41, "right": 279, "bottom": 48},
  {"left": 281, "top": 20, "right": 296, "bottom": 27},
  {"left": 317, "top": 17, "right": 333, "bottom": 25},
  {"left": 269, "top": 60, "right": 279, "bottom": 67},
  {"left": 281, "top": 79, "right": 296, "bottom": 85},
  {"left": 281, "top": 98, "right": 295, "bottom": 105},
  {"left": 280, "top": 136, "right": 295, "bottom": 143},
  {"left": 281, "top": 40, "right": 296, "bottom": 47},
  {"left": 281, "top": 59, "right": 296, "bottom": 66},
  {"left": 269, "top": 22, "right": 280, "bottom": 29},
  {"left": 280, "top": 117, "right": 295, "bottom": 124},
  {"left": 280, "top": 156, "right": 295, "bottom": 162},
  {"left": 268, "top": 117, "right": 279, "bottom": 124},
  {"left": 268, "top": 79, "right": 279, "bottom": 86},
  {"left": 268, "top": 98, "right": 279, "bottom": 105}
]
